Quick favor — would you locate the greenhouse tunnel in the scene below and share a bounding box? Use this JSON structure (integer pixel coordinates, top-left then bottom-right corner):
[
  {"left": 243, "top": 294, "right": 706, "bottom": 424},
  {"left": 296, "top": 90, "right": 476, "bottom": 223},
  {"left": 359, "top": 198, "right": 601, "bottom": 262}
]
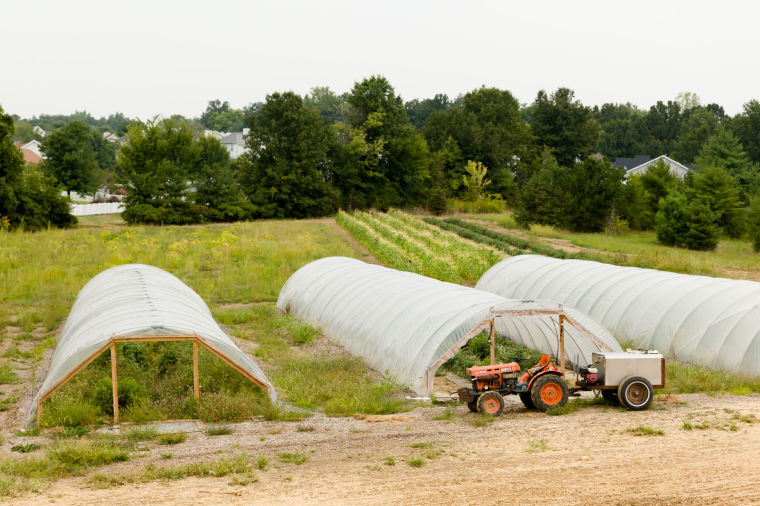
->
[
  {"left": 476, "top": 255, "right": 760, "bottom": 376},
  {"left": 276, "top": 257, "right": 621, "bottom": 395},
  {"left": 27, "top": 264, "right": 277, "bottom": 427}
]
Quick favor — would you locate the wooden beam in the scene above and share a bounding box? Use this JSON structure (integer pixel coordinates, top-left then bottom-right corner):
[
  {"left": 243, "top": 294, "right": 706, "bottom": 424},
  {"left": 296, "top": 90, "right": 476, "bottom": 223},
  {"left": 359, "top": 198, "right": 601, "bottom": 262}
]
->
[
  {"left": 112, "top": 334, "right": 197, "bottom": 343},
  {"left": 111, "top": 343, "right": 119, "bottom": 425},
  {"left": 37, "top": 399, "right": 42, "bottom": 428},
  {"left": 196, "top": 339, "right": 270, "bottom": 392},
  {"left": 489, "top": 319, "right": 495, "bottom": 365},
  {"left": 193, "top": 340, "right": 199, "bottom": 403},
  {"left": 559, "top": 314, "right": 566, "bottom": 374}
]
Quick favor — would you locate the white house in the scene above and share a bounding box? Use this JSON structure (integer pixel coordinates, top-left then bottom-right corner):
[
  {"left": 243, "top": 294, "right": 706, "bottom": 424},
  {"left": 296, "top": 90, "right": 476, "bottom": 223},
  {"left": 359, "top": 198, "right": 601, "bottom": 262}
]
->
[
  {"left": 203, "top": 130, "right": 225, "bottom": 141},
  {"left": 17, "top": 139, "right": 44, "bottom": 159},
  {"left": 33, "top": 125, "right": 47, "bottom": 138},
  {"left": 221, "top": 128, "right": 249, "bottom": 160},
  {"left": 615, "top": 154, "right": 696, "bottom": 179}
]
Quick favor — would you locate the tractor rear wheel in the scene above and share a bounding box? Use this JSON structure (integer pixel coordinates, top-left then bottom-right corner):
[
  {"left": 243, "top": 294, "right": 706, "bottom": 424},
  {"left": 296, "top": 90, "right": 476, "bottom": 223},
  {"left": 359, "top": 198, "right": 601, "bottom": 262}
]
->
[
  {"left": 530, "top": 375, "right": 569, "bottom": 412},
  {"left": 601, "top": 389, "right": 619, "bottom": 405},
  {"left": 519, "top": 391, "right": 535, "bottom": 409},
  {"left": 476, "top": 391, "right": 504, "bottom": 416},
  {"left": 618, "top": 376, "right": 653, "bottom": 411}
]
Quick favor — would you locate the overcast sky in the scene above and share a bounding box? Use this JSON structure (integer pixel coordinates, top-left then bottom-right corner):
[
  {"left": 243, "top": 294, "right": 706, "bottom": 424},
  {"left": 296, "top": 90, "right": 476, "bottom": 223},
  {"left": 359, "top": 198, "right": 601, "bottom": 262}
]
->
[{"left": 2, "top": 0, "right": 758, "bottom": 119}]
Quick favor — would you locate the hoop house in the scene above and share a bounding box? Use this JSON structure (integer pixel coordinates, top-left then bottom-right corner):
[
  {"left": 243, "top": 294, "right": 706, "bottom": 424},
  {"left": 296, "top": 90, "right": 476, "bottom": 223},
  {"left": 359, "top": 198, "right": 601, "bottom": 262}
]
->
[
  {"left": 28, "top": 264, "right": 276, "bottom": 427},
  {"left": 476, "top": 255, "right": 760, "bottom": 376},
  {"left": 276, "top": 257, "right": 620, "bottom": 395}
]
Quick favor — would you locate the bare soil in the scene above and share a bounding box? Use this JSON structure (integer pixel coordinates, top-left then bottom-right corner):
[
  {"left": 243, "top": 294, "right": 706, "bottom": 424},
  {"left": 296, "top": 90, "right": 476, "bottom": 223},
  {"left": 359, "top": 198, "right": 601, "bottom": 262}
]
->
[{"left": 10, "top": 393, "right": 760, "bottom": 505}]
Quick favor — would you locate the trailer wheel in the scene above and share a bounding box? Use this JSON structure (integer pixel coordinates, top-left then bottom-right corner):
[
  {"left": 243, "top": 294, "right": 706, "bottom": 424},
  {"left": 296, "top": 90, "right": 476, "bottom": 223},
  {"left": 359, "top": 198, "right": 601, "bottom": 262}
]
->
[
  {"left": 617, "top": 376, "right": 653, "bottom": 411},
  {"left": 519, "top": 391, "right": 535, "bottom": 409},
  {"left": 601, "top": 389, "right": 619, "bottom": 405},
  {"left": 467, "top": 400, "right": 478, "bottom": 412},
  {"left": 530, "top": 375, "right": 569, "bottom": 412},
  {"left": 477, "top": 391, "right": 504, "bottom": 416}
]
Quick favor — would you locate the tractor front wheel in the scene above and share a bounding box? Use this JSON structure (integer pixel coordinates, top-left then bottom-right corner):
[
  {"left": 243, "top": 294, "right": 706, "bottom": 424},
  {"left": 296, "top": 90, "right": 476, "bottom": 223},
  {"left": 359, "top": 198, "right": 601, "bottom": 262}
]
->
[
  {"left": 476, "top": 391, "right": 504, "bottom": 416},
  {"left": 519, "top": 391, "right": 535, "bottom": 409},
  {"left": 530, "top": 375, "right": 569, "bottom": 412}
]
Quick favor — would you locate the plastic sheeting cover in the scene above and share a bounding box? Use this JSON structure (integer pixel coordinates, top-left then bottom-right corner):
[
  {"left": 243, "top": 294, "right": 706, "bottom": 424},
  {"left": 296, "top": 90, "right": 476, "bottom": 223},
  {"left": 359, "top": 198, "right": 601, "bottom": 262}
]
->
[
  {"left": 476, "top": 255, "right": 760, "bottom": 376},
  {"left": 276, "top": 257, "right": 621, "bottom": 395},
  {"left": 28, "top": 264, "right": 276, "bottom": 426}
]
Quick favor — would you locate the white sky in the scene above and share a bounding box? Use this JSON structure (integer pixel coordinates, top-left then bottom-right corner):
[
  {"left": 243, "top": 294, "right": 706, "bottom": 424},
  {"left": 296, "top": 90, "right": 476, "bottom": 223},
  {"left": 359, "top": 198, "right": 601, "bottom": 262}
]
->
[{"left": 2, "top": 0, "right": 758, "bottom": 119}]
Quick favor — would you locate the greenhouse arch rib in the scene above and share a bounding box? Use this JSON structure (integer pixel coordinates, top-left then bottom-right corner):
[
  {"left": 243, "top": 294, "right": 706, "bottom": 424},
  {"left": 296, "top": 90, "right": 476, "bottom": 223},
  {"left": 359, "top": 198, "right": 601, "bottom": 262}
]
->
[{"left": 277, "top": 257, "right": 620, "bottom": 396}]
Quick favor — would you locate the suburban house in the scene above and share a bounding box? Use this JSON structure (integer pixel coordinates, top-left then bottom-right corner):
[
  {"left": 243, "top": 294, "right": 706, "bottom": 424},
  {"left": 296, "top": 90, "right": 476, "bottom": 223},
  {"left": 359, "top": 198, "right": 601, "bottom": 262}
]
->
[
  {"left": 14, "top": 140, "right": 44, "bottom": 164},
  {"left": 614, "top": 154, "right": 696, "bottom": 179},
  {"left": 32, "top": 125, "right": 47, "bottom": 138},
  {"left": 203, "top": 130, "right": 225, "bottom": 141},
  {"left": 221, "top": 128, "right": 249, "bottom": 160},
  {"left": 102, "top": 131, "right": 125, "bottom": 145}
]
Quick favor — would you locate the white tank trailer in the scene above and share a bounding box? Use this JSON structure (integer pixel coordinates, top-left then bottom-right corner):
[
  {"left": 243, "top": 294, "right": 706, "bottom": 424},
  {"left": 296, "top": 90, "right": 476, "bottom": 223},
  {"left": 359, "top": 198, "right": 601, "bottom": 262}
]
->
[{"left": 574, "top": 350, "right": 664, "bottom": 410}]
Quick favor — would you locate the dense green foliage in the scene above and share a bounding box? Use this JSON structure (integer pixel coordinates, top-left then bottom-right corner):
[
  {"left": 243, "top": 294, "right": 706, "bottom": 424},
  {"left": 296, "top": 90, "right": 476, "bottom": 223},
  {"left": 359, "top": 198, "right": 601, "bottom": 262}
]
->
[
  {"left": 0, "top": 107, "right": 75, "bottom": 231},
  {"left": 655, "top": 192, "right": 720, "bottom": 251},
  {"left": 242, "top": 92, "right": 339, "bottom": 218},
  {"left": 40, "top": 121, "right": 100, "bottom": 196}
]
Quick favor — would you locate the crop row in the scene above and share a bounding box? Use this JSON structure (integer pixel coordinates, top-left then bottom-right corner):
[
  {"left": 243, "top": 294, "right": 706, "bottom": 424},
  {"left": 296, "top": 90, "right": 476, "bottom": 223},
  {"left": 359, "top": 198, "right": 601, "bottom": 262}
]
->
[
  {"left": 423, "top": 217, "right": 594, "bottom": 261},
  {"left": 337, "top": 211, "right": 503, "bottom": 283}
]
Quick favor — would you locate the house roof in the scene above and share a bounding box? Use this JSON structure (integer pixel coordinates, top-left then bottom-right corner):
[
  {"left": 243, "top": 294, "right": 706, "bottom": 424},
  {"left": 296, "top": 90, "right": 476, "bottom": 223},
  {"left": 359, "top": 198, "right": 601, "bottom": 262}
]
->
[{"left": 613, "top": 155, "right": 651, "bottom": 171}]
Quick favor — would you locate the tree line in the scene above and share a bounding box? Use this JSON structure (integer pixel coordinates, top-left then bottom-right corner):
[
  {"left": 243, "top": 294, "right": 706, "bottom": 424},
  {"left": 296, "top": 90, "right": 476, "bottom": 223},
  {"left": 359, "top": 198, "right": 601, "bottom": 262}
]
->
[{"left": 4, "top": 76, "right": 760, "bottom": 250}]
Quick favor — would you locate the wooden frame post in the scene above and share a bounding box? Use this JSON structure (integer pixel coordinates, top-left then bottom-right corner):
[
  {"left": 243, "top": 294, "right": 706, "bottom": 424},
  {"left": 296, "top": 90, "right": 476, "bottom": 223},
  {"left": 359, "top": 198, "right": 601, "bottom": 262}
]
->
[
  {"left": 559, "top": 314, "right": 566, "bottom": 374},
  {"left": 110, "top": 343, "right": 119, "bottom": 425},
  {"left": 489, "top": 319, "right": 495, "bottom": 365},
  {"left": 193, "top": 340, "right": 200, "bottom": 404}
]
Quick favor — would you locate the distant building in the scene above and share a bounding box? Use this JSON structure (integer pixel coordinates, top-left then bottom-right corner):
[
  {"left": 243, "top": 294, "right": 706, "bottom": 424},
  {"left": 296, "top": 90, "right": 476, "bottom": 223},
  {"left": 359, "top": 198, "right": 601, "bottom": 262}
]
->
[
  {"left": 221, "top": 128, "right": 249, "bottom": 160},
  {"left": 203, "top": 130, "right": 225, "bottom": 141},
  {"left": 33, "top": 125, "right": 47, "bottom": 138},
  {"left": 14, "top": 140, "right": 44, "bottom": 164},
  {"left": 102, "top": 132, "right": 125, "bottom": 146},
  {"left": 614, "top": 154, "right": 696, "bottom": 179}
]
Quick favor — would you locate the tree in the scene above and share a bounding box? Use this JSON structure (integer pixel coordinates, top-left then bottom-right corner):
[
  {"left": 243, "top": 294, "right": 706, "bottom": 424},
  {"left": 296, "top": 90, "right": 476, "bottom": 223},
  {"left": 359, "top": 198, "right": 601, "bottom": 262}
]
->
[
  {"left": 241, "top": 91, "right": 339, "bottom": 218},
  {"left": 200, "top": 99, "right": 245, "bottom": 132},
  {"left": 405, "top": 94, "right": 453, "bottom": 129},
  {"left": 422, "top": 87, "right": 530, "bottom": 197},
  {"left": 685, "top": 166, "right": 745, "bottom": 238},
  {"left": 639, "top": 100, "right": 682, "bottom": 157},
  {"left": 563, "top": 158, "right": 623, "bottom": 232},
  {"left": 671, "top": 107, "right": 720, "bottom": 163},
  {"left": 695, "top": 129, "right": 758, "bottom": 197},
  {"left": 515, "top": 153, "right": 568, "bottom": 228},
  {"left": 616, "top": 175, "right": 653, "bottom": 230},
  {"left": 594, "top": 103, "right": 646, "bottom": 159},
  {"left": 304, "top": 87, "right": 348, "bottom": 124},
  {"left": 193, "top": 137, "right": 252, "bottom": 222},
  {"left": 461, "top": 161, "right": 491, "bottom": 201},
  {"left": 530, "top": 88, "right": 601, "bottom": 166},
  {"left": 119, "top": 118, "right": 201, "bottom": 224},
  {"left": 41, "top": 121, "right": 99, "bottom": 197},
  {"left": 730, "top": 100, "right": 760, "bottom": 164},
  {"left": 0, "top": 107, "right": 75, "bottom": 230},
  {"left": 345, "top": 76, "right": 430, "bottom": 208},
  {"left": 655, "top": 191, "right": 719, "bottom": 250},
  {"left": 748, "top": 195, "right": 760, "bottom": 252}
]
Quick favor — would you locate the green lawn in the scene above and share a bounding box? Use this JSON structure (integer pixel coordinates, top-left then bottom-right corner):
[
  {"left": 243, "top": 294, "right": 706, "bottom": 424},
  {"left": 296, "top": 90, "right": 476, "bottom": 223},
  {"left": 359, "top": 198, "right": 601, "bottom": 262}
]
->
[{"left": 457, "top": 212, "right": 760, "bottom": 279}]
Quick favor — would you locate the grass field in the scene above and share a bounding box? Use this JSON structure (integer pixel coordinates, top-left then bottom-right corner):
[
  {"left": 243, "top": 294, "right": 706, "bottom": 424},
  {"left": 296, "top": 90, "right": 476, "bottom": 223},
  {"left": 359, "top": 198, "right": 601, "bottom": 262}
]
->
[
  {"left": 458, "top": 212, "right": 760, "bottom": 279},
  {"left": 2, "top": 210, "right": 760, "bottom": 498}
]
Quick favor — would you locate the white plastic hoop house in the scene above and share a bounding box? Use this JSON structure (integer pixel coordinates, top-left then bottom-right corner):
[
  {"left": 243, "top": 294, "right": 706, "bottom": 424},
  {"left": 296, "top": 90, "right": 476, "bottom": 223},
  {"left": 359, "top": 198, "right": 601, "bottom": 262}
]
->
[
  {"left": 28, "top": 264, "right": 276, "bottom": 427},
  {"left": 476, "top": 255, "right": 760, "bottom": 376},
  {"left": 276, "top": 257, "right": 621, "bottom": 395}
]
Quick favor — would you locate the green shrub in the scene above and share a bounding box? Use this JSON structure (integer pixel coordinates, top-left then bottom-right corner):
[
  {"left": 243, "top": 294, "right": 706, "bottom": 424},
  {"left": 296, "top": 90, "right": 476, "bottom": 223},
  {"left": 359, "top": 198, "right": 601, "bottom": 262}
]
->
[
  {"left": 92, "top": 377, "right": 147, "bottom": 415},
  {"left": 42, "top": 396, "right": 99, "bottom": 428},
  {"left": 447, "top": 196, "right": 505, "bottom": 214},
  {"left": 655, "top": 192, "right": 719, "bottom": 251},
  {"left": 158, "top": 433, "right": 187, "bottom": 445}
]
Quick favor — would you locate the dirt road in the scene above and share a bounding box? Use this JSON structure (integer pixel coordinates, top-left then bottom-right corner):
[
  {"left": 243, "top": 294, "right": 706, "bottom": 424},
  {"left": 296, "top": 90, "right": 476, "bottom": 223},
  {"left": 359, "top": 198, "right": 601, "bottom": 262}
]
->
[{"left": 11, "top": 393, "right": 760, "bottom": 505}]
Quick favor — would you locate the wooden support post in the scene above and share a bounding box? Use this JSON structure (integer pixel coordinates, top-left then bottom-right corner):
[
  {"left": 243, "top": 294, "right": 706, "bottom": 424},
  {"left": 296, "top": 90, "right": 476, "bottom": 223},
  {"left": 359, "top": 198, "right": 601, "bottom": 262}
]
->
[
  {"left": 559, "top": 314, "right": 566, "bottom": 374},
  {"left": 489, "top": 319, "right": 495, "bottom": 365},
  {"left": 111, "top": 343, "right": 119, "bottom": 425},
  {"left": 37, "top": 399, "right": 42, "bottom": 428},
  {"left": 193, "top": 340, "right": 199, "bottom": 403}
]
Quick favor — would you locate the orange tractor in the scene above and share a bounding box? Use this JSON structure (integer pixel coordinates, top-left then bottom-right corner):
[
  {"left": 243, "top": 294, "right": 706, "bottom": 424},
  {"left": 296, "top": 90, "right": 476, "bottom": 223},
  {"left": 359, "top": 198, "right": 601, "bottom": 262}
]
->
[{"left": 457, "top": 354, "right": 568, "bottom": 415}]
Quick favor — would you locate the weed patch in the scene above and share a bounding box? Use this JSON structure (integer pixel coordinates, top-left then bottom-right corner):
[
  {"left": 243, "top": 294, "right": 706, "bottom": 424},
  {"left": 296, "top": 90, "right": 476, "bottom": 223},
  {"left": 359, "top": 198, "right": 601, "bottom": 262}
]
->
[
  {"left": 206, "top": 425, "right": 234, "bottom": 436},
  {"left": 278, "top": 452, "right": 308, "bottom": 465},
  {"left": 627, "top": 426, "right": 664, "bottom": 436},
  {"left": 158, "top": 433, "right": 187, "bottom": 445}
]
